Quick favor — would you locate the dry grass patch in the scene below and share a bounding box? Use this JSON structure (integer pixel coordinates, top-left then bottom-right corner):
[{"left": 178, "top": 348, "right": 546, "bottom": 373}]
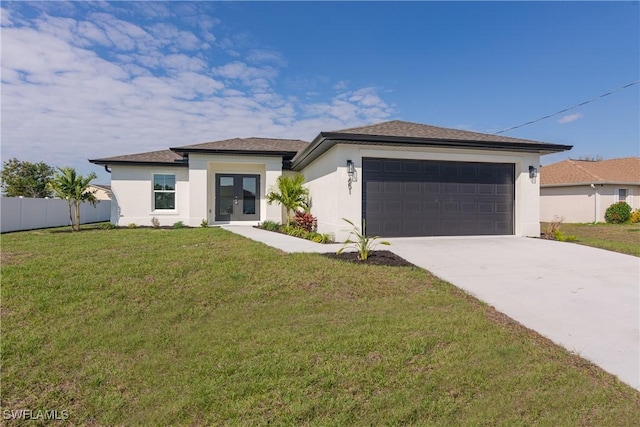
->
[{"left": 542, "top": 222, "right": 640, "bottom": 256}]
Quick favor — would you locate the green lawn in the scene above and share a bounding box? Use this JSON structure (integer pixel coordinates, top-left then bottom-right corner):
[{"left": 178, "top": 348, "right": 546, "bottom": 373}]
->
[
  {"left": 2, "top": 227, "right": 639, "bottom": 425},
  {"left": 542, "top": 222, "right": 640, "bottom": 257}
]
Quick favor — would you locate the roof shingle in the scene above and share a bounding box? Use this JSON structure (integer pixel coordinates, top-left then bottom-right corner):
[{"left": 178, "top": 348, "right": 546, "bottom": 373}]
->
[
  {"left": 541, "top": 157, "right": 640, "bottom": 186},
  {"left": 331, "top": 120, "right": 549, "bottom": 145},
  {"left": 89, "top": 149, "right": 185, "bottom": 165},
  {"left": 172, "top": 137, "right": 308, "bottom": 153}
]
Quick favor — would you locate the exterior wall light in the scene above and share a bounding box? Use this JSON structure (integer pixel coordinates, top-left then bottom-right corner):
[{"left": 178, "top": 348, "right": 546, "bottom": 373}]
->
[
  {"left": 529, "top": 165, "right": 538, "bottom": 183},
  {"left": 347, "top": 160, "right": 357, "bottom": 193}
]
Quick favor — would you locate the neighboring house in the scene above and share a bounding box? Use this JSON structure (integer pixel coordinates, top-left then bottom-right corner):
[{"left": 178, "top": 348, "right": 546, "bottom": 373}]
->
[
  {"left": 540, "top": 157, "right": 640, "bottom": 223},
  {"left": 88, "top": 184, "right": 112, "bottom": 201},
  {"left": 89, "top": 120, "right": 571, "bottom": 240}
]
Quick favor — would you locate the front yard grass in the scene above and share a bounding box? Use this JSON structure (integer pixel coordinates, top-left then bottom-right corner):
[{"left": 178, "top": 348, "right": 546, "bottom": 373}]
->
[
  {"left": 542, "top": 222, "right": 640, "bottom": 257},
  {"left": 2, "top": 227, "right": 639, "bottom": 425}
]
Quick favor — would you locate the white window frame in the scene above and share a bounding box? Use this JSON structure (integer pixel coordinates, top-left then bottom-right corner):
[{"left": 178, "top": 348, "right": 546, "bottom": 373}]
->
[
  {"left": 615, "top": 188, "right": 629, "bottom": 204},
  {"left": 616, "top": 188, "right": 634, "bottom": 208},
  {"left": 152, "top": 173, "right": 177, "bottom": 212}
]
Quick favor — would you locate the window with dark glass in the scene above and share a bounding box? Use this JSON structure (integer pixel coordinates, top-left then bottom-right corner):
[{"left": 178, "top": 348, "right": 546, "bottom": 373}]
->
[{"left": 153, "top": 174, "right": 176, "bottom": 210}]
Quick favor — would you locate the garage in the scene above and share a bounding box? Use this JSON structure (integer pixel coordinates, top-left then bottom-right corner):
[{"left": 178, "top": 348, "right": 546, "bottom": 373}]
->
[{"left": 363, "top": 158, "right": 515, "bottom": 237}]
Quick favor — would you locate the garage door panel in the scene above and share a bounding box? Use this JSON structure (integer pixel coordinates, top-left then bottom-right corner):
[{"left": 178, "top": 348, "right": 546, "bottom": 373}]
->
[
  {"left": 442, "top": 183, "right": 458, "bottom": 194},
  {"left": 423, "top": 163, "right": 441, "bottom": 177},
  {"left": 477, "top": 203, "right": 495, "bottom": 214},
  {"left": 403, "top": 200, "right": 421, "bottom": 214},
  {"left": 424, "top": 200, "right": 439, "bottom": 214},
  {"left": 384, "top": 181, "right": 402, "bottom": 193},
  {"left": 367, "top": 199, "right": 382, "bottom": 214},
  {"left": 363, "top": 158, "right": 514, "bottom": 237},
  {"left": 495, "top": 221, "right": 512, "bottom": 233},
  {"left": 382, "top": 219, "right": 402, "bottom": 235},
  {"left": 496, "top": 184, "right": 512, "bottom": 195},
  {"left": 442, "top": 201, "right": 459, "bottom": 214},
  {"left": 403, "top": 161, "right": 421, "bottom": 174},
  {"left": 477, "top": 220, "right": 496, "bottom": 234},
  {"left": 460, "top": 202, "right": 477, "bottom": 214},
  {"left": 478, "top": 184, "right": 494, "bottom": 195},
  {"left": 384, "top": 200, "right": 402, "bottom": 215},
  {"left": 383, "top": 160, "right": 403, "bottom": 173},
  {"left": 460, "top": 183, "right": 477, "bottom": 195},
  {"left": 404, "top": 182, "right": 421, "bottom": 193},
  {"left": 423, "top": 182, "right": 440, "bottom": 195},
  {"left": 459, "top": 220, "right": 478, "bottom": 233},
  {"left": 495, "top": 203, "right": 511, "bottom": 213},
  {"left": 366, "top": 181, "right": 382, "bottom": 194}
]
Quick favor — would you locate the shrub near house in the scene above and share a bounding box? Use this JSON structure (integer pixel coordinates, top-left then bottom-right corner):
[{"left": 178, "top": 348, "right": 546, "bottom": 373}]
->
[{"left": 605, "top": 202, "right": 632, "bottom": 224}]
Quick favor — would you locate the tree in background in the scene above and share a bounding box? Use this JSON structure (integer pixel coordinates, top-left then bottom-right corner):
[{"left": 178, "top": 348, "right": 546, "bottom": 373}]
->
[
  {"left": 266, "top": 174, "right": 309, "bottom": 226},
  {"left": 47, "top": 167, "right": 98, "bottom": 231},
  {"left": 0, "top": 158, "right": 55, "bottom": 197}
]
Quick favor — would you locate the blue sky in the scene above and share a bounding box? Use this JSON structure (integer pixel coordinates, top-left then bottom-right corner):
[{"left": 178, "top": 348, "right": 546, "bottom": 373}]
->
[{"left": 2, "top": 1, "right": 638, "bottom": 183}]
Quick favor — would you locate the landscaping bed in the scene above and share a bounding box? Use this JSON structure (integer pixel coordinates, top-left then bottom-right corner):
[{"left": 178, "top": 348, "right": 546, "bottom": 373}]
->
[{"left": 323, "top": 250, "right": 414, "bottom": 267}]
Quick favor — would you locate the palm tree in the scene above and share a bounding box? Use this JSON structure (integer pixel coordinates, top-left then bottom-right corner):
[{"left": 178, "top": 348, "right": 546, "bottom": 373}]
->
[
  {"left": 266, "top": 174, "right": 309, "bottom": 226},
  {"left": 48, "top": 167, "right": 97, "bottom": 231}
]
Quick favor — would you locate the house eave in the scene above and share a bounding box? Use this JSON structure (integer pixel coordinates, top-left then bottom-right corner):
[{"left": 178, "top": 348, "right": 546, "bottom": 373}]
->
[
  {"left": 88, "top": 159, "right": 189, "bottom": 168},
  {"left": 170, "top": 148, "right": 299, "bottom": 159},
  {"left": 291, "top": 133, "right": 572, "bottom": 171}
]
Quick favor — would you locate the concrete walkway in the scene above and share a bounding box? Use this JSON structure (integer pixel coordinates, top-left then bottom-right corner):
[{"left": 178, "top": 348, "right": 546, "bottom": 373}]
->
[{"left": 221, "top": 226, "right": 640, "bottom": 391}]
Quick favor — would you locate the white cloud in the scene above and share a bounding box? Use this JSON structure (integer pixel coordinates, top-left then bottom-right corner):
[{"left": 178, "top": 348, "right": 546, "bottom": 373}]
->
[
  {"left": 1, "top": 7, "right": 14, "bottom": 26},
  {"left": 333, "top": 80, "right": 348, "bottom": 91},
  {"left": 306, "top": 86, "right": 394, "bottom": 123},
  {"left": 246, "top": 49, "right": 287, "bottom": 67},
  {"left": 557, "top": 112, "right": 583, "bottom": 124},
  {"left": 1, "top": 3, "right": 394, "bottom": 181}
]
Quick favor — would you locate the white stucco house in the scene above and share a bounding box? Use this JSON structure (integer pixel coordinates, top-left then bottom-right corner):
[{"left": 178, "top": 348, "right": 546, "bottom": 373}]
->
[
  {"left": 89, "top": 120, "right": 571, "bottom": 241},
  {"left": 540, "top": 157, "right": 640, "bottom": 223}
]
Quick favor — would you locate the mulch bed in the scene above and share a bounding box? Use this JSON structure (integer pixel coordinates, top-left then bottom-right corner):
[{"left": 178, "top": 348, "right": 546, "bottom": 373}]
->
[{"left": 322, "top": 250, "right": 415, "bottom": 267}]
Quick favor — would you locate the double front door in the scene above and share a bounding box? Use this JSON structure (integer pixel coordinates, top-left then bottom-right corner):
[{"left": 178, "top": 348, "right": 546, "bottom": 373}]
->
[{"left": 215, "top": 174, "right": 260, "bottom": 221}]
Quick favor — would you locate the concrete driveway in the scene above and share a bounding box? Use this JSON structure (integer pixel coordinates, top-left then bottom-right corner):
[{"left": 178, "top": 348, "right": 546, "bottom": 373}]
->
[{"left": 387, "top": 236, "right": 640, "bottom": 391}]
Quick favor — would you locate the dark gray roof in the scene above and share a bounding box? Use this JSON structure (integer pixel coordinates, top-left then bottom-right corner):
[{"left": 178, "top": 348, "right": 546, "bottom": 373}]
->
[
  {"left": 89, "top": 138, "right": 309, "bottom": 168},
  {"left": 332, "top": 120, "right": 545, "bottom": 145},
  {"left": 291, "top": 120, "right": 573, "bottom": 170},
  {"left": 171, "top": 137, "right": 309, "bottom": 156},
  {"left": 89, "top": 149, "right": 187, "bottom": 166},
  {"left": 89, "top": 120, "right": 572, "bottom": 170}
]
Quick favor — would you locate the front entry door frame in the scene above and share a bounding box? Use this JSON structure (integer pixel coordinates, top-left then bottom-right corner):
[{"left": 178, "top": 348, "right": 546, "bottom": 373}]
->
[{"left": 215, "top": 174, "right": 260, "bottom": 222}]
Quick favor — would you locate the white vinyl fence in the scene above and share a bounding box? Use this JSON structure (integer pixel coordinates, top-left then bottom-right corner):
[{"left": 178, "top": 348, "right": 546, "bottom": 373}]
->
[{"left": 1, "top": 197, "right": 111, "bottom": 233}]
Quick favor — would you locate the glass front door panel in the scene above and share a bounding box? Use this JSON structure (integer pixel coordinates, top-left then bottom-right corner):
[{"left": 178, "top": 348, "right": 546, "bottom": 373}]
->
[
  {"left": 218, "top": 176, "right": 234, "bottom": 216},
  {"left": 242, "top": 177, "right": 257, "bottom": 215}
]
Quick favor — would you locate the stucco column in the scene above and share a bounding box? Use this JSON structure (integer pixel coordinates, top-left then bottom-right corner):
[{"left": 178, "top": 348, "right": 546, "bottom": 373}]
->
[
  {"left": 517, "top": 160, "right": 541, "bottom": 237},
  {"left": 264, "top": 159, "right": 283, "bottom": 223},
  {"left": 188, "top": 157, "right": 208, "bottom": 227}
]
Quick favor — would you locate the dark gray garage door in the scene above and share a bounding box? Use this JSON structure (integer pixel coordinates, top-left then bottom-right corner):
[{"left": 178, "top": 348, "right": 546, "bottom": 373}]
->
[{"left": 363, "top": 158, "right": 514, "bottom": 237}]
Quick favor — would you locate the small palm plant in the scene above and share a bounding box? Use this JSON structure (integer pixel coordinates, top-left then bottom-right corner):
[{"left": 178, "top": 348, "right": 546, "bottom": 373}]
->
[
  {"left": 337, "top": 218, "right": 390, "bottom": 261},
  {"left": 266, "top": 174, "right": 309, "bottom": 226}
]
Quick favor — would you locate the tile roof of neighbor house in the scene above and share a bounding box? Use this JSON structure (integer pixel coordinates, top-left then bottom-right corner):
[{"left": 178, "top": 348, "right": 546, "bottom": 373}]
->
[
  {"left": 541, "top": 157, "right": 640, "bottom": 186},
  {"left": 90, "top": 184, "right": 111, "bottom": 192}
]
